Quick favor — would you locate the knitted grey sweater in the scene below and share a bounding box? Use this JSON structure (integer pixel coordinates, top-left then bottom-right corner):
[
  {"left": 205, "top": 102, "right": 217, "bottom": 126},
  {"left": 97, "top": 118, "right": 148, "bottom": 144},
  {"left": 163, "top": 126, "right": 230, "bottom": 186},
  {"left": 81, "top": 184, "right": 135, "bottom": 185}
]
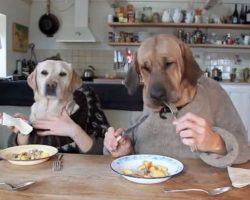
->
[{"left": 105, "top": 76, "right": 250, "bottom": 168}]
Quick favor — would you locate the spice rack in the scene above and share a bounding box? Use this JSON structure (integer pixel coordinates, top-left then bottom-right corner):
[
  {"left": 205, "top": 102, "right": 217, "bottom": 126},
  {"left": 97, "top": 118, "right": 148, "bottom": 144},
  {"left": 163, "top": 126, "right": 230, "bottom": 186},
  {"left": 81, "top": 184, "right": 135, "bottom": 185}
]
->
[{"left": 108, "top": 22, "right": 250, "bottom": 49}]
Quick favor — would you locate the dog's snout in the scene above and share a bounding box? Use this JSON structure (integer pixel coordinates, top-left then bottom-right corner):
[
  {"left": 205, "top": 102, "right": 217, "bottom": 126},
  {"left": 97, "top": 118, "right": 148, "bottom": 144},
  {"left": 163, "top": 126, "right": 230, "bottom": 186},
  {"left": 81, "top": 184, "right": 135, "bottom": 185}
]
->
[
  {"left": 46, "top": 82, "right": 57, "bottom": 96},
  {"left": 149, "top": 84, "right": 166, "bottom": 101}
]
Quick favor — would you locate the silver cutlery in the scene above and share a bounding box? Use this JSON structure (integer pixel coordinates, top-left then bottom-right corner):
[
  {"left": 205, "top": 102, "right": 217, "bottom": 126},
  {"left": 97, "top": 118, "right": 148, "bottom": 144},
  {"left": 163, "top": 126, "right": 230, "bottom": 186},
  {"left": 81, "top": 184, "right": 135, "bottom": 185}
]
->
[
  {"left": 163, "top": 102, "right": 197, "bottom": 152},
  {"left": 116, "top": 114, "right": 149, "bottom": 142},
  {"left": 52, "top": 154, "right": 63, "bottom": 171},
  {"left": 0, "top": 181, "right": 36, "bottom": 191},
  {"left": 164, "top": 186, "right": 232, "bottom": 196}
]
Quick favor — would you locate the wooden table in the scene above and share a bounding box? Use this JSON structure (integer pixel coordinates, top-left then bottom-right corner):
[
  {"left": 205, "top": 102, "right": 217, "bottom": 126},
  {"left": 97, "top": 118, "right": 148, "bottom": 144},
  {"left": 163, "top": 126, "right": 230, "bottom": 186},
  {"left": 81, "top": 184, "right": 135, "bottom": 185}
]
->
[{"left": 0, "top": 154, "right": 250, "bottom": 200}]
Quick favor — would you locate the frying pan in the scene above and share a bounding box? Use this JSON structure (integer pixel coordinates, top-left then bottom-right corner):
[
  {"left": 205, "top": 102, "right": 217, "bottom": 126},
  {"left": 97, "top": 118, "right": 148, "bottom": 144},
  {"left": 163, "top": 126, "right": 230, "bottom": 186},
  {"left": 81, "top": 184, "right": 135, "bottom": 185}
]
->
[{"left": 39, "top": 0, "right": 59, "bottom": 37}]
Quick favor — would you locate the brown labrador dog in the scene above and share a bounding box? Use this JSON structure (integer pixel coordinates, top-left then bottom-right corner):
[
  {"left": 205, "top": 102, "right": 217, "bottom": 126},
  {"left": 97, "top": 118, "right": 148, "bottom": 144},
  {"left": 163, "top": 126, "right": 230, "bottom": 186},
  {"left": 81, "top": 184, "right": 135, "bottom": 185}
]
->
[
  {"left": 27, "top": 60, "right": 82, "bottom": 122},
  {"left": 125, "top": 34, "right": 203, "bottom": 111}
]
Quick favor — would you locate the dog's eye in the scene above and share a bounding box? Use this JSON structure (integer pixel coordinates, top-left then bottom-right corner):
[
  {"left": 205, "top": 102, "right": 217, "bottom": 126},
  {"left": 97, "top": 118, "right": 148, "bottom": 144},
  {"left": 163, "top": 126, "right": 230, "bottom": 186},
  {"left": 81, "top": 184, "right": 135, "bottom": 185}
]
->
[
  {"left": 59, "top": 72, "right": 67, "bottom": 77},
  {"left": 165, "top": 62, "right": 174, "bottom": 68},
  {"left": 41, "top": 70, "right": 48, "bottom": 76},
  {"left": 141, "top": 65, "right": 151, "bottom": 73}
]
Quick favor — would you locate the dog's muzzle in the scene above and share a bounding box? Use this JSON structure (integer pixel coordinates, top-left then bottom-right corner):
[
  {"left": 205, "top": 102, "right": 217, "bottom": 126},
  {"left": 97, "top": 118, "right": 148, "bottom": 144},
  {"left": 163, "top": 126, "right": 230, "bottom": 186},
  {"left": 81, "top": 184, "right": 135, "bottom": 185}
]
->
[
  {"left": 149, "top": 83, "right": 167, "bottom": 104},
  {"left": 45, "top": 82, "right": 57, "bottom": 96}
]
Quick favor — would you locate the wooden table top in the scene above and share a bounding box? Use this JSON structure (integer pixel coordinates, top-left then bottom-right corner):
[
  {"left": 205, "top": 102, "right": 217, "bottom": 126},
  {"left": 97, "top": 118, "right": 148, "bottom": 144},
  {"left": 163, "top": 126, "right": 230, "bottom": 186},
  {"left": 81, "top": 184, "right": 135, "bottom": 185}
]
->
[{"left": 0, "top": 154, "right": 250, "bottom": 200}]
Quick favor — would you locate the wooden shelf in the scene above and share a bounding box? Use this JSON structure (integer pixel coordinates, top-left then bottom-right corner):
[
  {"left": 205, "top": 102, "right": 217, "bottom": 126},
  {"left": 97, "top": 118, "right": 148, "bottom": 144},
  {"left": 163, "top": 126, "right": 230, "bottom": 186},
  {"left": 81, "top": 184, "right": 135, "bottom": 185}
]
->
[
  {"left": 108, "top": 22, "right": 250, "bottom": 29},
  {"left": 109, "top": 42, "right": 250, "bottom": 49}
]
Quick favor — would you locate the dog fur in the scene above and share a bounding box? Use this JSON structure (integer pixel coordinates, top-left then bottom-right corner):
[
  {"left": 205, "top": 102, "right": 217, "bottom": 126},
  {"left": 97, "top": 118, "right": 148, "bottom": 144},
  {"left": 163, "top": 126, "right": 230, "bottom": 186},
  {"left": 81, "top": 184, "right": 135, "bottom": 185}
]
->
[
  {"left": 125, "top": 34, "right": 203, "bottom": 110},
  {"left": 27, "top": 60, "right": 82, "bottom": 122}
]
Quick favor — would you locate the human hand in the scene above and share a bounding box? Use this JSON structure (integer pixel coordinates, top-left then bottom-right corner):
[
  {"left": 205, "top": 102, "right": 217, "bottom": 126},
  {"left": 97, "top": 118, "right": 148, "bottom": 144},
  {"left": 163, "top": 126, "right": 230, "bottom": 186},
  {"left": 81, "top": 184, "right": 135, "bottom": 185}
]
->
[
  {"left": 2, "top": 113, "right": 29, "bottom": 134},
  {"left": 32, "top": 109, "right": 81, "bottom": 137},
  {"left": 104, "top": 127, "right": 133, "bottom": 157},
  {"left": 173, "top": 112, "right": 226, "bottom": 154}
]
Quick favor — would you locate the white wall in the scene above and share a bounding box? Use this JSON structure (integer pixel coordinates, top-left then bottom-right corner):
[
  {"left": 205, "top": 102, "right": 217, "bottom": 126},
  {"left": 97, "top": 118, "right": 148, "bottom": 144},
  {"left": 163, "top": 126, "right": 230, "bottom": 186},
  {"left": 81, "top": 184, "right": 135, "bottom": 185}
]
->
[
  {"left": 0, "top": 0, "right": 30, "bottom": 76},
  {"left": 0, "top": 13, "right": 7, "bottom": 77},
  {"left": 29, "top": 0, "right": 113, "bottom": 50}
]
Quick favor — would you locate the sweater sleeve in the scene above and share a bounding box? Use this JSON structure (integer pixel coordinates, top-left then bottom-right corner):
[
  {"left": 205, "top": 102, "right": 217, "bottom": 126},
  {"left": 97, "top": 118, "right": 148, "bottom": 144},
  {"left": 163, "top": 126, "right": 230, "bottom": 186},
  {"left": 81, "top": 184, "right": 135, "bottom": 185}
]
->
[{"left": 199, "top": 80, "right": 250, "bottom": 168}]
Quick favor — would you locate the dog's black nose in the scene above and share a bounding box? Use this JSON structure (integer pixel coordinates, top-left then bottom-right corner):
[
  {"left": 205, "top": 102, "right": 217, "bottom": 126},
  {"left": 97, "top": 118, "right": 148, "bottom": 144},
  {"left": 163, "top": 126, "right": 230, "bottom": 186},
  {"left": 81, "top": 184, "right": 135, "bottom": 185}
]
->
[
  {"left": 149, "top": 84, "right": 165, "bottom": 101},
  {"left": 46, "top": 82, "right": 57, "bottom": 96}
]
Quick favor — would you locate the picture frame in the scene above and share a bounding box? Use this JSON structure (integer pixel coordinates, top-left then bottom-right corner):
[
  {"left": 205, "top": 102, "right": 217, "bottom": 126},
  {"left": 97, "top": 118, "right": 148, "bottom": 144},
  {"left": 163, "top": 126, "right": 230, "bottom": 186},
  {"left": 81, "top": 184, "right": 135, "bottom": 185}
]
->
[{"left": 12, "top": 23, "right": 29, "bottom": 52}]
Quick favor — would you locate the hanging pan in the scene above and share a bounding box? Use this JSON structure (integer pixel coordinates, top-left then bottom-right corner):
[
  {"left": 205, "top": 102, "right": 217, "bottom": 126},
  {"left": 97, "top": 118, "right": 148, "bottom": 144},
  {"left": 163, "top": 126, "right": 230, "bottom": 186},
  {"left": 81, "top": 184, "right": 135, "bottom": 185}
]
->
[{"left": 39, "top": 0, "right": 59, "bottom": 37}]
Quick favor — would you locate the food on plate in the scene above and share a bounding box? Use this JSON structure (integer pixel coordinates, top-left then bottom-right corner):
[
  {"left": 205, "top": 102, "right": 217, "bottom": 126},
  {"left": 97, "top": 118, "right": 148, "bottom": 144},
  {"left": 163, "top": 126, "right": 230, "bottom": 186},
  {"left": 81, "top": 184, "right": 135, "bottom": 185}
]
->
[
  {"left": 11, "top": 149, "right": 50, "bottom": 161},
  {"left": 123, "top": 160, "right": 169, "bottom": 178}
]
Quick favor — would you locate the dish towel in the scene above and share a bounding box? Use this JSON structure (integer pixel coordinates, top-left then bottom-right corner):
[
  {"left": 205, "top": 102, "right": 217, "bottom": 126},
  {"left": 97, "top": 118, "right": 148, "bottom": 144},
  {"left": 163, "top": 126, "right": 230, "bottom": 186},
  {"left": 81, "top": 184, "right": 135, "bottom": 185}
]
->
[
  {"left": 227, "top": 166, "right": 250, "bottom": 188},
  {"left": 0, "top": 112, "right": 32, "bottom": 135}
]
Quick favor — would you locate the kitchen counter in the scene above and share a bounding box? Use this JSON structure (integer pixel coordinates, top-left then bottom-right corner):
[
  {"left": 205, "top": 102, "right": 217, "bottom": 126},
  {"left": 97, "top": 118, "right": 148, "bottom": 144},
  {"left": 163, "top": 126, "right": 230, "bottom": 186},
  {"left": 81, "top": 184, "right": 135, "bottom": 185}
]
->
[
  {"left": 1, "top": 79, "right": 249, "bottom": 111},
  {"left": 0, "top": 80, "right": 143, "bottom": 111}
]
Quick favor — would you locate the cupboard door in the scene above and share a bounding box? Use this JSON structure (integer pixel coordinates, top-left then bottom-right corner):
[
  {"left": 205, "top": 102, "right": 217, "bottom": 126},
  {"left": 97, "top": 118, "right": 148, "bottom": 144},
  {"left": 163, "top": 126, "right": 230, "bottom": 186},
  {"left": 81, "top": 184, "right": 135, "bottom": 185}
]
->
[{"left": 221, "top": 84, "right": 250, "bottom": 145}]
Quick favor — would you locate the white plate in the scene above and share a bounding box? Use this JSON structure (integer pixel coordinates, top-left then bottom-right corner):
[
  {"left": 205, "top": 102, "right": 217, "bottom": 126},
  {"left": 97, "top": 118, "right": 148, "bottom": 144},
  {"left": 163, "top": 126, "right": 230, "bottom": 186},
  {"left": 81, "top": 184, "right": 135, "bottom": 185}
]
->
[
  {"left": 111, "top": 154, "right": 184, "bottom": 184},
  {"left": 0, "top": 144, "right": 58, "bottom": 165}
]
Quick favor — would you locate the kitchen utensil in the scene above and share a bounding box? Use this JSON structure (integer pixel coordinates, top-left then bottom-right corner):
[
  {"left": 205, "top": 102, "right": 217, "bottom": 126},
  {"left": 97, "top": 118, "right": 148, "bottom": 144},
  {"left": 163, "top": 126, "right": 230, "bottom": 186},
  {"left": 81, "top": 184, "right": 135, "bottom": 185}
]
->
[
  {"left": 116, "top": 114, "right": 149, "bottom": 142},
  {"left": 163, "top": 102, "right": 197, "bottom": 152},
  {"left": 163, "top": 102, "right": 178, "bottom": 119},
  {"left": 52, "top": 154, "right": 63, "bottom": 171},
  {"left": 164, "top": 186, "right": 232, "bottom": 196},
  {"left": 39, "top": 0, "right": 60, "bottom": 37},
  {"left": 82, "top": 65, "right": 95, "bottom": 81},
  {"left": 0, "top": 181, "right": 36, "bottom": 191}
]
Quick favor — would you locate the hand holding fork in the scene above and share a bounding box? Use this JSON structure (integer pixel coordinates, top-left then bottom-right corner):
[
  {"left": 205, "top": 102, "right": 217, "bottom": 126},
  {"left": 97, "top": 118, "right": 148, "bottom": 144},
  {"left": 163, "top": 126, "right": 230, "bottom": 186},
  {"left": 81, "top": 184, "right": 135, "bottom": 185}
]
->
[{"left": 163, "top": 102, "right": 197, "bottom": 152}]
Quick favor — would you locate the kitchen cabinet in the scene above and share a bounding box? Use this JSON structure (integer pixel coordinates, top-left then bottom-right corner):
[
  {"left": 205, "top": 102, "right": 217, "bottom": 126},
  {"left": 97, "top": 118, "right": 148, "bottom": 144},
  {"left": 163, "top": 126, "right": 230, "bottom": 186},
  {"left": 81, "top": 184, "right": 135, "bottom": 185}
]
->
[
  {"left": 221, "top": 83, "right": 250, "bottom": 145},
  {"left": 108, "top": 22, "right": 250, "bottom": 49}
]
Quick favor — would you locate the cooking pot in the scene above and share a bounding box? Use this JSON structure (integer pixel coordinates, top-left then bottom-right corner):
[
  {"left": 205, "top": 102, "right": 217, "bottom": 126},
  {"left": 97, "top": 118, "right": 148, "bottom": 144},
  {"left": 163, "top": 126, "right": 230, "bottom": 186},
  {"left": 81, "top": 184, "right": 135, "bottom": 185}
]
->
[
  {"left": 82, "top": 65, "right": 95, "bottom": 81},
  {"left": 39, "top": 0, "right": 59, "bottom": 37}
]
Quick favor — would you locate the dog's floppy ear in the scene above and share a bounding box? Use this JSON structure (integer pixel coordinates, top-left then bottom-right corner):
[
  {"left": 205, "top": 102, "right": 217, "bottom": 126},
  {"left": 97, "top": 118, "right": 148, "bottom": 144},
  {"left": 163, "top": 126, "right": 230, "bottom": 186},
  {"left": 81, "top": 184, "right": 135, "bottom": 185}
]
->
[
  {"left": 27, "top": 68, "right": 38, "bottom": 91},
  {"left": 69, "top": 69, "right": 82, "bottom": 92},
  {"left": 179, "top": 42, "right": 203, "bottom": 86},
  {"left": 124, "top": 52, "right": 141, "bottom": 95}
]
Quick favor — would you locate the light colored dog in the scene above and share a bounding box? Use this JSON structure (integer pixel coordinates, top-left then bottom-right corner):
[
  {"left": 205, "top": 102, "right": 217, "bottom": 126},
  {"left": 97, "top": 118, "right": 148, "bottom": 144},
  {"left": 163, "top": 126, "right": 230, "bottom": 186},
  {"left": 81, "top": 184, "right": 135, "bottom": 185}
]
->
[
  {"left": 27, "top": 60, "right": 82, "bottom": 122},
  {"left": 125, "top": 34, "right": 203, "bottom": 110}
]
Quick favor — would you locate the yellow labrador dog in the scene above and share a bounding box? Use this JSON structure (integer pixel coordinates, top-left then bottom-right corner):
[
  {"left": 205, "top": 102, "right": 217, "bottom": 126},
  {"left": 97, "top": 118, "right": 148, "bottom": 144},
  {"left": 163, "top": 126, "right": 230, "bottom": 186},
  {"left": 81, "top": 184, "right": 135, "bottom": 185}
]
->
[
  {"left": 125, "top": 34, "right": 203, "bottom": 110},
  {"left": 27, "top": 60, "right": 82, "bottom": 123}
]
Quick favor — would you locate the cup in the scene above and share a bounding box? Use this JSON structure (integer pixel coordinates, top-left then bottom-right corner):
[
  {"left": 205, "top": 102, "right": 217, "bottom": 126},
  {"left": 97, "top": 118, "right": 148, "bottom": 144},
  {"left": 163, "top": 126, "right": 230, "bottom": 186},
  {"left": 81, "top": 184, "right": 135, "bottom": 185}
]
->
[{"left": 108, "top": 14, "right": 113, "bottom": 23}]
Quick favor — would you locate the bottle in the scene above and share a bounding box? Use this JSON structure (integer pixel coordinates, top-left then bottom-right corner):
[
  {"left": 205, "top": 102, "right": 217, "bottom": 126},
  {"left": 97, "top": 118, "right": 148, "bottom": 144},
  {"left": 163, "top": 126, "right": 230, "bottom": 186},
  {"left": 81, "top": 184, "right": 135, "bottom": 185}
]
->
[
  {"left": 246, "top": 5, "right": 250, "bottom": 24},
  {"left": 204, "top": 68, "right": 210, "bottom": 77},
  {"left": 212, "top": 67, "right": 219, "bottom": 81},
  {"left": 232, "top": 4, "right": 239, "bottom": 24},
  {"left": 239, "top": 4, "right": 245, "bottom": 24},
  {"left": 245, "top": 5, "right": 248, "bottom": 23}
]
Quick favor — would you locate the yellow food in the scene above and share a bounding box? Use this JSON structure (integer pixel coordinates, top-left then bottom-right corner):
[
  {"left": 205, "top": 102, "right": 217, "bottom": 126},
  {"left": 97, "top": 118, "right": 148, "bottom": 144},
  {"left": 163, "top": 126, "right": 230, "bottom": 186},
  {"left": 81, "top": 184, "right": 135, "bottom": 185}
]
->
[
  {"left": 123, "top": 160, "right": 169, "bottom": 178},
  {"left": 12, "top": 149, "right": 49, "bottom": 161}
]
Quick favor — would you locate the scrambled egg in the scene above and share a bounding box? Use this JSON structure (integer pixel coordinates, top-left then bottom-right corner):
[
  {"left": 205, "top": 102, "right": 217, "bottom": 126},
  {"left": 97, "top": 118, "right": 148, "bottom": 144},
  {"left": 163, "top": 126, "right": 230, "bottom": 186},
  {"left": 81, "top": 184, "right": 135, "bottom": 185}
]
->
[{"left": 123, "top": 160, "right": 169, "bottom": 178}]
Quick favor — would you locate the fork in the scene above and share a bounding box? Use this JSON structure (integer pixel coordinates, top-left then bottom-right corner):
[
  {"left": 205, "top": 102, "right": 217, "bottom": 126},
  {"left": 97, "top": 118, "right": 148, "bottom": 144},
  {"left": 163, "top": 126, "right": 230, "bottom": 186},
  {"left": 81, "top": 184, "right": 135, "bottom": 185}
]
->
[
  {"left": 163, "top": 102, "right": 197, "bottom": 152},
  {"left": 52, "top": 154, "right": 63, "bottom": 171},
  {"left": 115, "top": 114, "right": 149, "bottom": 142}
]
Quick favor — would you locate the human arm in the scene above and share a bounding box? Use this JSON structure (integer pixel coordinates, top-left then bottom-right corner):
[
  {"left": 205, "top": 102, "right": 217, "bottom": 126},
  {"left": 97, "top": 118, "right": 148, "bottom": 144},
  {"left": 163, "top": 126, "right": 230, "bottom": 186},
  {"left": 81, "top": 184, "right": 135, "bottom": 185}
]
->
[
  {"left": 32, "top": 110, "right": 93, "bottom": 152},
  {"left": 177, "top": 78, "right": 250, "bottom": 168},
  {"left": 32, "top": 87, "right": 110, "bottom": 154}
]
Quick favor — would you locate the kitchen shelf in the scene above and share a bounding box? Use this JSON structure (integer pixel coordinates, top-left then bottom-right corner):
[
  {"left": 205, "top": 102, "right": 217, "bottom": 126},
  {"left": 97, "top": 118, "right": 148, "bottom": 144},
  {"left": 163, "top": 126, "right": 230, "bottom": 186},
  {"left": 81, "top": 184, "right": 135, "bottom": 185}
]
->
[
  {"left": 109, "top": 42, "right": 250, "bottom": 49},
  {"left": 108, "top": 22, "right": 250, "bottom": 29}
]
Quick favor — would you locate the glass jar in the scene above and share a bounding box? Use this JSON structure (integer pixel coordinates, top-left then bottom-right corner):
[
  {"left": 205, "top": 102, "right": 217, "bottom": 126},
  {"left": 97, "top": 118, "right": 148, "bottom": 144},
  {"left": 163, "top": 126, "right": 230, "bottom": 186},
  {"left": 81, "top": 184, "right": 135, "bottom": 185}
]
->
[{"left": 142, "top": 7, "right": 152, "bottom": 22}]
